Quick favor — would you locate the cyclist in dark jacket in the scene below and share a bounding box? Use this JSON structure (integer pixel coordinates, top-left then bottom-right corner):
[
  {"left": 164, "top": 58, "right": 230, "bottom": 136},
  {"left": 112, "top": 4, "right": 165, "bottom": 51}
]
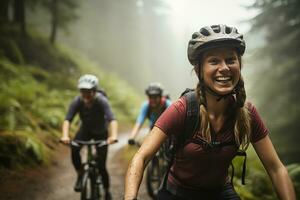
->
[
  {"left": 60, "top": 74, "right": 118, "bottom": 200},
  {"left": 124, "top": 25, "right": 296, "bottom": 200}
]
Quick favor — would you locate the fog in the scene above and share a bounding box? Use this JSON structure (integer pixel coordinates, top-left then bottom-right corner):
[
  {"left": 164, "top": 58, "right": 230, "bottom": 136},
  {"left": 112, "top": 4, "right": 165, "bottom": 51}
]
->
[{"left": 56, "top": 0, "right": 256, "bottom": 98}]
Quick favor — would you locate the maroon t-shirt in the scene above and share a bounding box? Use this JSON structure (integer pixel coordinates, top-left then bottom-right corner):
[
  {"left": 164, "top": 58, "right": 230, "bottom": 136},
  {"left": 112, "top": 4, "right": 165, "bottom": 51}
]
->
[{"left": 155, "top": 97, "right": 268, "bottom": 190}]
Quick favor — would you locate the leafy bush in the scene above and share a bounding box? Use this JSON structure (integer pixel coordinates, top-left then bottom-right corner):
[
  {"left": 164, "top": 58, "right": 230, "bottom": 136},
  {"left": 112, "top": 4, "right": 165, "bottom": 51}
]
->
[
  {"left": 0, "top": 131, "right": 49, "bottom": 169},
  {"left": 287, "top": 163, "right": 300, "bottom": 198}
]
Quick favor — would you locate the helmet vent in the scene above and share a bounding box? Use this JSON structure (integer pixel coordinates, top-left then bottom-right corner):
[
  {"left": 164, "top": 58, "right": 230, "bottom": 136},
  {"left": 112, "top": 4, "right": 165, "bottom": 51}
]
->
[
  {"left": 192, "top": 32, "right": 199, "bottom": 39},
  {"left": 200, "top": 28, "right": 210, "bottom": 36},
  {"left": 225, "top": 26, "right": 232, "bottom": 34},
  {"left": 211, "top": 25, "right": 221, "bottom": 33}
]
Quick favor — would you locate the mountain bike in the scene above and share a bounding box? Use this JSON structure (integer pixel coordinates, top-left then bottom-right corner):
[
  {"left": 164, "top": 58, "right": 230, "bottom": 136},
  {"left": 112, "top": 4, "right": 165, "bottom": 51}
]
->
[
  {"left": 146, "top": 139, "right": 171, "bottom": 199},
  {"left": 71, "top": 139, "right": 117, "bottom": 200},
  {"left": 130, "top": 139, "right": 169, "bottom": 199}
]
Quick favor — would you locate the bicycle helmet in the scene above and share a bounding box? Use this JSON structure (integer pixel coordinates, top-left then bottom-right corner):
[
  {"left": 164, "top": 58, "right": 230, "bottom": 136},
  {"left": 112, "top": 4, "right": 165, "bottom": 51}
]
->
[
  {"left": 77, "top": 74, "right": 99, "bottom": 90},
  {"left": 145, "top": 82, "right": 163, "bottom": 96},
  {"left": 187, "top": 24, "right": 245, "bottom": 66}
]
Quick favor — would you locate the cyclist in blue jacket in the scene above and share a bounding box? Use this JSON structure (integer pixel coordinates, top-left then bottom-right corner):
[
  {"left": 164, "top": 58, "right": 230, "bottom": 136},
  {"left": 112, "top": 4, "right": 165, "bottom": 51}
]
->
[{"left": 128, "top": 82, "right": 171, "bottom": 145}]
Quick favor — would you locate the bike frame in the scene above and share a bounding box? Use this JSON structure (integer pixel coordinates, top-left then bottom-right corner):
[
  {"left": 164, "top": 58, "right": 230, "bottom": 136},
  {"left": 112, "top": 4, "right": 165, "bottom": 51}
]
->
[
  {"left": 146, "top": 145, "right": 168, "bottom": 199},
  {"left": 72, "top": 140, "right": 108, "bottom": 200}
]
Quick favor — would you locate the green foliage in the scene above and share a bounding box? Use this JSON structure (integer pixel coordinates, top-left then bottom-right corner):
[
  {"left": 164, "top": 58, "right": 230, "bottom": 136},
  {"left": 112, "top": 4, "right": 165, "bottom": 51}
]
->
[
  {"left": 0, "top": 24, "right": 142, "bottom": 169},
  {"left": 0, "top": 37, "right": 24, "bottom": 64},
  {"left": 231, "top": 147, "right": 276, "bottom": 200},
  {"left": 287, "top": 163, "right": 300, "bottom": 197},
  {"left": 0, "top": 131, "right": 49, "bottom": 169},
  {"left": 248, "top": 0, "right": 300, "bottom": 163},
  {"left": 232, "top": 147, "right": 300, "bottom": 199}
]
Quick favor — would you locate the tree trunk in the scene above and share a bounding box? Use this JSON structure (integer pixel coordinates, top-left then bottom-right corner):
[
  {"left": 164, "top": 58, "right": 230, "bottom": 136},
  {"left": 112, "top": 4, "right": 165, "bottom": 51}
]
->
[
  {"left": 13, "top": 0, "right": 26, "bottom": 36},
  {"left": 0, "top": 0, "right": 10, "bottom": 23},
  {"left": 50, "top": 0, "right": 58, "bottom": 44}
]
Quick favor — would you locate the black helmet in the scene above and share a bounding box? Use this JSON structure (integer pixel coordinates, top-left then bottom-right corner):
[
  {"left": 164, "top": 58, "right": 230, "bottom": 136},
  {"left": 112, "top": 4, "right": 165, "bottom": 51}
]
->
[
  {"left": 145, "top": 82, "right": 163, "bottom": 96},
  {"left": 187, "top": 24, "right": 246, "bottom": 66}
]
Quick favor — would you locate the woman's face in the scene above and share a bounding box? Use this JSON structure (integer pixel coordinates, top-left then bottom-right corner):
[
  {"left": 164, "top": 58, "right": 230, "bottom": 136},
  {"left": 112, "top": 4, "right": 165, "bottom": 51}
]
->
[
  {"left": 80, "top": 89, "right": 96, "bottom": 105},
  {"left": 201, "top": 47, "right": 241, "bottom": 96},
  {"left": 148, "top": 95, "right": 161, "bottom": 108}
]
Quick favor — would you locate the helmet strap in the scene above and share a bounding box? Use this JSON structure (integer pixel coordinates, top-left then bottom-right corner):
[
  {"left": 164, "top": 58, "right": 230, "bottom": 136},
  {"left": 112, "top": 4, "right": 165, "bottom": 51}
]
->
[{"left": 204, "top": 85, "right": 236, "bottom": 101}]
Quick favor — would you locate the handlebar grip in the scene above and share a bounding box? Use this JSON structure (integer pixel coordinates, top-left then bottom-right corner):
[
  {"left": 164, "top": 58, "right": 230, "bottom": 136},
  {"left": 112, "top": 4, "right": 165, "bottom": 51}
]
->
[{"left": 128, "top": 139, "right": 135, "bottom": 145}]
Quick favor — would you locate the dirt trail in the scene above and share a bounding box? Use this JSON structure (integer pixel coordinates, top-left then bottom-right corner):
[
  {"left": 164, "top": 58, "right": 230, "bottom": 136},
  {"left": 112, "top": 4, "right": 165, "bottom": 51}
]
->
[{"left": 0, "top": 132, "right": 152, "bottom": 200}]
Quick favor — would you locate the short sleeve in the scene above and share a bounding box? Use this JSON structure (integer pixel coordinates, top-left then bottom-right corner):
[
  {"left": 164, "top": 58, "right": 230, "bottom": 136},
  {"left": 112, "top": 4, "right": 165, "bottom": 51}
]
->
[
  {"left": 65, "top": 96, "right": 80, "bottom": 122},
  {"left": 248, "top": 102, "right": 269, "bottom": 143},
  {"left": 136, "top": 101, "right": 149, "bottom": 125},
  {"left": 99, "top": 96, "right": 116, "bottom": 122},
  {"left": 154, "top": 97, "right": 187, "bottom": 137}
]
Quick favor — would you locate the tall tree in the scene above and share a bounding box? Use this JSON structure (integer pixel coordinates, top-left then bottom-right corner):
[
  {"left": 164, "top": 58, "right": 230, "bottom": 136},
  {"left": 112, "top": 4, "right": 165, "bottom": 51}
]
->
[
  {"left": 13, "top": 0, "right": 26, "bottom": 36},
  {"left": 249, "top": 0, "right": 300, "bottom": 163},
  {"left": 0, "top": 0, "right": 11, "bottom": 23},
  {"left": 42, "top": 0, "right": 79, "bottom": 44}
]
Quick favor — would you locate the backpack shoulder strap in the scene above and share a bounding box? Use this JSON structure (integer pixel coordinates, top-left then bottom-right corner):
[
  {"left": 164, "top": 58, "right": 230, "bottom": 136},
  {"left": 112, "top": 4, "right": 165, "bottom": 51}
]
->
[
  {"left": 160, "top": 89, "right": 199, "bottom": 189},
  {"left": 231, "top": 149, "right": 247, "bottom": 185},
  {"left": 97, "top": 88, "right": 107, "bottom": 97},
  {"left": 177, "top": 89, "right": 199, "bottom": 148}
]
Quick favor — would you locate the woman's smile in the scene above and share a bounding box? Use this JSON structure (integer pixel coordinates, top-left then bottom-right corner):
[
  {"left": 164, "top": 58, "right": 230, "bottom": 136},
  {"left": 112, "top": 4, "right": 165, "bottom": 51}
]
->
[{"left": 214, "top": 76, "right": 233, "bottom": 85}]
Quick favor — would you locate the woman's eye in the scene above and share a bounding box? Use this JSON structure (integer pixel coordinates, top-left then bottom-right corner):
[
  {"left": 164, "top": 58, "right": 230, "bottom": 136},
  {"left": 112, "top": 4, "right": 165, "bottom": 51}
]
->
[
  {"left": 226, "top": 58, "right": 237, "bottom": 65},
  {"left": 209, "top": 59, "right": 219, "bottom": 64}
]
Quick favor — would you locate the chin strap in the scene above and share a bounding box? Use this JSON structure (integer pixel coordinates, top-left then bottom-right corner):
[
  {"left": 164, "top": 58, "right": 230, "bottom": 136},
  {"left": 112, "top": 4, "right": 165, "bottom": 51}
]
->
[{"left": 204, "top": 85, "right": 236, "bottom": 102}]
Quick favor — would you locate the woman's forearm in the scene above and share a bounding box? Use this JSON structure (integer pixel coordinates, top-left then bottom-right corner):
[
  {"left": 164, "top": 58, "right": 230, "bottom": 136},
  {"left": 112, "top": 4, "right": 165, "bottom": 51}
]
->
[
  {"left": 108, "top": 120, "right": 118, "bottom": 139},
  {"left": 124, "top": 154, "right": 146, "bottom": 200},
  {"left": 124, "top": 127, "right": 168, "bottom": 199},
  {"left": 269, "top": 166, "right": 296, "bottom": 200}
]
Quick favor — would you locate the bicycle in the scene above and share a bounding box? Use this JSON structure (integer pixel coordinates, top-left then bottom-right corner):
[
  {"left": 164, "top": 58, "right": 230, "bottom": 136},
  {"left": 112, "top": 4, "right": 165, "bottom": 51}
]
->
[
  {"left": 146, "top": 138, "right": 173, "bottom": 199},
  {"left": 129, "top": 139, "right": 170, "bottom": 199},
  {"left": 71, "top": 139, "right": 117, "bottom": 200}
]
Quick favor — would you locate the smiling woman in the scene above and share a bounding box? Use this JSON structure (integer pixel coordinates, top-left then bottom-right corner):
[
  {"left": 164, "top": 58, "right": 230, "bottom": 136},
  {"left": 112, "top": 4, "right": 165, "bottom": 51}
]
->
[{"left": 124, "top": 24, "right": 296, "bottom": 200}]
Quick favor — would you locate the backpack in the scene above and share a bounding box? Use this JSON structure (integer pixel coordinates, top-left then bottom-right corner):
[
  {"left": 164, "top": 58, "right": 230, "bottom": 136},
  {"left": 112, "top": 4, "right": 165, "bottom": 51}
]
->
[
  {"left": 160, "top": 89, "right": 247, "bottom": 189},
  {"left": 97, "top": 88, "right": 108, "bottom": 98}
]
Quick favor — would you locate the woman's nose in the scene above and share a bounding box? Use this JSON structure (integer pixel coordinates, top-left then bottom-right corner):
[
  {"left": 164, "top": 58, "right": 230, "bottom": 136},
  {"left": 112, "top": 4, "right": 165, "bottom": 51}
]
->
[{"left": 219, "top": 60, "right": 230, "bottom": 71}]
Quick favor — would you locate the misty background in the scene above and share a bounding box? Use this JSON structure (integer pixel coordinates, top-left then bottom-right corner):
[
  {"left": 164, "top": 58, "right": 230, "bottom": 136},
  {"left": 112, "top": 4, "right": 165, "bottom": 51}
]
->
[
  {"left": 1, "top": 0, "right": 300, "bottom": 199},
  {"left": 29, "top": 0, "right": 258, "bottom": 98},
  {"left": 25, "top": 0, "right": 300, "bottom": 164}
]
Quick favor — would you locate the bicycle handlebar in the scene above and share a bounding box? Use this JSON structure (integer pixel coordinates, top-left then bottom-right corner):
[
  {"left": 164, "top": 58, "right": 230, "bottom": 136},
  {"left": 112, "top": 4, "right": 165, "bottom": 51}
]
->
[
  {"left": 73, "top": 139, "right": 118, "bottom": 147},
  {"left": 60, "top": 139, "right": 118, "bottom": 148}
]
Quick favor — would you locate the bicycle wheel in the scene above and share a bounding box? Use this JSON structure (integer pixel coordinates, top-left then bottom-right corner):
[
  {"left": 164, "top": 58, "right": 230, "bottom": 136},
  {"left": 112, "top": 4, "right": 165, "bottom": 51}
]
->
[
  {"left": 81, "top": 170, "right": 96, "bottom": 200},
  {"left": 93, "top": 170, "right": 102, "bottom": 200},
  {"left": 146, "top": 157, "right": 164, "bottom": 199}
]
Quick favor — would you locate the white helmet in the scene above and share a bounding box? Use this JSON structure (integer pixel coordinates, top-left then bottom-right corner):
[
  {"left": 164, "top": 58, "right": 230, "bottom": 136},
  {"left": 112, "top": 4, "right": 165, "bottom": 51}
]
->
[{"left": 77, "top": 74, "right": 99, "bottom": 90}]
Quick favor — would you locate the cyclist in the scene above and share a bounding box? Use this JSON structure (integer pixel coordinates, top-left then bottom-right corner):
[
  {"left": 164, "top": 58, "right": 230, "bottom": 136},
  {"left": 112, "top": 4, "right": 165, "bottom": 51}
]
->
[
  {"left": 124, "top": 25, "right": 296, "bottom": 200},
  {"left": 128, "top": 82, "right": 171, "bottom": 145},
  {"left": 60, "top": 74, "right": 118, "bottom": 200}
]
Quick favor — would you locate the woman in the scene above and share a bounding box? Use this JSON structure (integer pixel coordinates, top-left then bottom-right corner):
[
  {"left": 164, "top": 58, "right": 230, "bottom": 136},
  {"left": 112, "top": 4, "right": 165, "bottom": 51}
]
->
[{"left": 124, "top": 25, "right": 296, "bottom": 200}]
